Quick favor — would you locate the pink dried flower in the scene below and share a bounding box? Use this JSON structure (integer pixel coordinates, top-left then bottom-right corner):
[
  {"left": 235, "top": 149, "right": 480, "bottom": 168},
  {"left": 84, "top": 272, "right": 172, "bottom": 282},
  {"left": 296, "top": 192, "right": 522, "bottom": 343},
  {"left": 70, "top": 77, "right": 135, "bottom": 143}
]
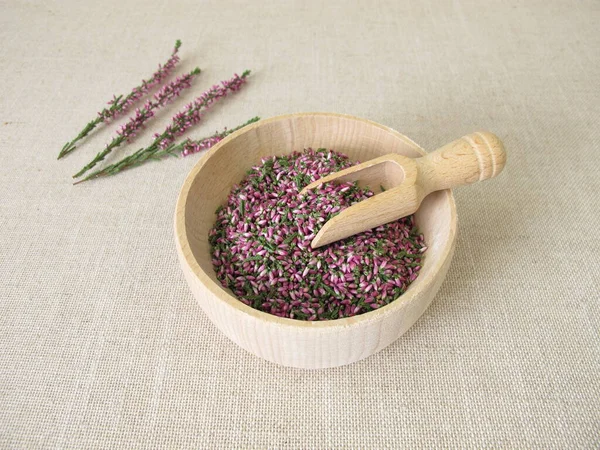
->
[
  {"left": 181, "top": 135, "right": 224, "bottom": 156},
  {"left": 153, "top": 70, "right": 251, "bottom": 150},
  {"left": 100, "top": 44, "right": 181, "bottom": 121},
  {"left": 209, "top": 148, "right": 426, "bottom": 321},
  {"left": 119, "top": 68, "right": 201, "bottom": 140}
]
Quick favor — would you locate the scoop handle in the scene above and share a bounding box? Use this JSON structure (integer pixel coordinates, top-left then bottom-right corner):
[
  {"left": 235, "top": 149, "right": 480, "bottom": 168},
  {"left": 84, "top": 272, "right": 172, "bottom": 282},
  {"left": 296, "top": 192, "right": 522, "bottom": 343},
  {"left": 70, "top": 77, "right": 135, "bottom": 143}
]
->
[{"left": 417, "top": 132, "right": 506, "bottom": 193}]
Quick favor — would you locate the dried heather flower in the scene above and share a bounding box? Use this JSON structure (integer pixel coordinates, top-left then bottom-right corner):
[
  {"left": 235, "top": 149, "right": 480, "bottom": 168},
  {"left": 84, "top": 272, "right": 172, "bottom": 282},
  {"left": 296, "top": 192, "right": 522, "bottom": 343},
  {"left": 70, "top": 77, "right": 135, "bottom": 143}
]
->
[
  {"left": 153, "top": 70, "right": 251, "bottom": 150},
  {"left": 209, "top": 148, "right": 427, "bottom": 321},
  {"left": 180, "top": 135, "right": 224, "bottom": 156},
  {"left": 58, "top": 40, "right": 182, "bottom": 159},
  {"left": 73, "top": 67, "right": 201, "bottom": 178},
  {"left": 73, "top": 117, "right": 259, "bottom": 184}
]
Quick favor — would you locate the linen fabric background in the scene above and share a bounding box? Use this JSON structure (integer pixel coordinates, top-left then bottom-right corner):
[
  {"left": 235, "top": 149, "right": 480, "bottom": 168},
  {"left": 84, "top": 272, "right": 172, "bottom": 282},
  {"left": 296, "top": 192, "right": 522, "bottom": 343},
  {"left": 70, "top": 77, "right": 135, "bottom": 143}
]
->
[{"left": 1, "top": 0, "right": 598, "bottom": 448}]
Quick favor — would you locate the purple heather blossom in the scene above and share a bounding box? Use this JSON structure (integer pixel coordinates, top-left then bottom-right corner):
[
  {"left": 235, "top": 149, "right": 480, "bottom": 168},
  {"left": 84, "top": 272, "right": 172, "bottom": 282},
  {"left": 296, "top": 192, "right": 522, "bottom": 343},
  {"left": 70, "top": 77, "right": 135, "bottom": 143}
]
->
[
  {"left": 153, "top": 70, "right": 250, "bottom": 150},
  {"left": 181, "top": 134, "right": 224, "bottom": 156},
  {"left": 117, "top": 68, "right": 200, "bottom": 142},
  {"left": 101, "top": 41, "right": 182, "bottom": 122}
]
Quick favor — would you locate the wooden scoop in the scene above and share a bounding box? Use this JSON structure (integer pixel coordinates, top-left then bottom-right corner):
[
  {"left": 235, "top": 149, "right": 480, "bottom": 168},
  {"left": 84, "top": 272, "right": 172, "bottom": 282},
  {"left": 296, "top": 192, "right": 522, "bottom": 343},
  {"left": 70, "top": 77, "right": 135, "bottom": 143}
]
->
[{"left": 301, "top": 131, "right": 506, "bottom": 248}]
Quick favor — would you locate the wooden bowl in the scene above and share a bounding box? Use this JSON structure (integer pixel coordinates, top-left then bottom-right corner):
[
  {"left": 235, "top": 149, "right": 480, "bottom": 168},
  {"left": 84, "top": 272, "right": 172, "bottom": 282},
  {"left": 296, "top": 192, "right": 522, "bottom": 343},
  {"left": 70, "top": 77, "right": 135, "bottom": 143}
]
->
[{"left": 175, "top": 113, "right": 457, "bottom": 369}]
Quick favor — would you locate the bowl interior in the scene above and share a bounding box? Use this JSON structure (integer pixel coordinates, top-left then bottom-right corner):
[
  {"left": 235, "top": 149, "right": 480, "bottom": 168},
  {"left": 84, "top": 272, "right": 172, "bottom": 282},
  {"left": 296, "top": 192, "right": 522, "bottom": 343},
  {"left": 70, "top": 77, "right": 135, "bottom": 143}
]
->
[{"left": 178, "top": 113, "right": 455, "bottom": 323}]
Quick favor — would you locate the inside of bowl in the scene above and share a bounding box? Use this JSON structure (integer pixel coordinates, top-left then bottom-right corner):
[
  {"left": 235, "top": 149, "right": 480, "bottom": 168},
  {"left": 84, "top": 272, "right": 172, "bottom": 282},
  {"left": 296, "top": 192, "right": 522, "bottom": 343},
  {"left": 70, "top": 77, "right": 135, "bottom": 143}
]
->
[{"left": 182, "top": 114, "right": 454, "bottom": 304}]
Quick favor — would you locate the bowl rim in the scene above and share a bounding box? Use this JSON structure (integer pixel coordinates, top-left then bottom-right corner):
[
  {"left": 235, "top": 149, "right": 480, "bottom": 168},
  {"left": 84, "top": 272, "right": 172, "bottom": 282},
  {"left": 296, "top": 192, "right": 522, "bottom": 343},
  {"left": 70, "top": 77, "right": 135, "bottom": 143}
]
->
[{"left": 175, "top": 112, "right": 457, "bottom": 330}]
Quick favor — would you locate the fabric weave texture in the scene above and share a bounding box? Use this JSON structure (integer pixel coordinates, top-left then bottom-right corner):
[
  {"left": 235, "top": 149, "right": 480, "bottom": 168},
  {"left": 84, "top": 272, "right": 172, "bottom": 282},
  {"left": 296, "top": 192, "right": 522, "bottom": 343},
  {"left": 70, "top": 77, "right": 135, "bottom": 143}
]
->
[{"left": 0, "top": 0, "right": 598, "bottom": 447}]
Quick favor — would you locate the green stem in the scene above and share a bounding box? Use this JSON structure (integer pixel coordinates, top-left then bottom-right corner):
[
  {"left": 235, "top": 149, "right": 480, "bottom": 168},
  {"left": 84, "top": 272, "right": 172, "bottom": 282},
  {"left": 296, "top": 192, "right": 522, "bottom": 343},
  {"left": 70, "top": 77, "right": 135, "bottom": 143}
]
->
[
  {"left": 73, "top": 117, "right": 259, "bottom": 185},
  {"left": 72, "top": 135, "right": 127, "bottom": 178},
  {"left": 58, "top": 117, "right": 104, "bottom": 159}
]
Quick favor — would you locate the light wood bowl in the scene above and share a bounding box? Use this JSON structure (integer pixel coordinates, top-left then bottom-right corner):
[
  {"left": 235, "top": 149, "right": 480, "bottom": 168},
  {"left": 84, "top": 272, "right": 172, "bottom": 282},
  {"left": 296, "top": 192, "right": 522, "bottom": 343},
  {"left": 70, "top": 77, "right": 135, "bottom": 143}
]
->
[{"left": 175, "top": 113, "right": 457, "bottom": 369}]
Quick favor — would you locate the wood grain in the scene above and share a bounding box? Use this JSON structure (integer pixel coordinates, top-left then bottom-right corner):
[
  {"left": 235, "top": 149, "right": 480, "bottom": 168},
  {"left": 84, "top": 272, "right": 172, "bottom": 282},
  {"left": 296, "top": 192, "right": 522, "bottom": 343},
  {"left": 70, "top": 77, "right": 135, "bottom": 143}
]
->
[
  {"left": 174, "top": 113, "right": 457, "bottom": 369},
  {"left": 305, "top": 132, "right": 506, "bottom": 247}
]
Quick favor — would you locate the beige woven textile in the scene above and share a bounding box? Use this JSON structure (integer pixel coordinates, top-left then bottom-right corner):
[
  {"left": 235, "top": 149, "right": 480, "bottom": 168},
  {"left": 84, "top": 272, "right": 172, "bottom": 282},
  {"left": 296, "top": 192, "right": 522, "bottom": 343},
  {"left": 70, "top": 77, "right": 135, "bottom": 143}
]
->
[{"left": 1, "top": 0, "right": 599, "bottom": 448}]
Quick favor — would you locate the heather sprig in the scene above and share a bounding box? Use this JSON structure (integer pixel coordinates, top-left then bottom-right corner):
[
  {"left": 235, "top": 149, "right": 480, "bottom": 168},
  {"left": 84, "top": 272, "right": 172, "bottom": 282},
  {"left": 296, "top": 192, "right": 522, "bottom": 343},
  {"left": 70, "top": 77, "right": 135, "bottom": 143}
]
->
[
  {"left": 73, "top": 117, "right": 259, "bottom": 184},
  {"left": 153, "top": 70, "right": 251, "bottom": 150},
  {"left": 58, "top": 40, "right": 182, "bottom": 159},
  {"left": 73, "top": 67, "right": 201, "bottom": 178}
]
